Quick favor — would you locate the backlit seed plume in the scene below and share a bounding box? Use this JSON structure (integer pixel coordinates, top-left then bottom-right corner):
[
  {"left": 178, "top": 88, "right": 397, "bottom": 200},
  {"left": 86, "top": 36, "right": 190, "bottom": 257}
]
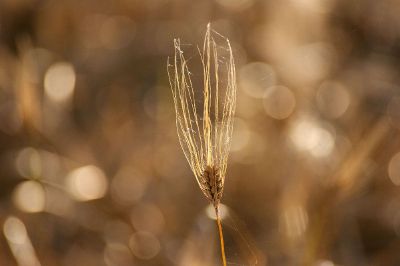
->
[{"left": 168, "top": 24, "right": 237, "bottom": 207}]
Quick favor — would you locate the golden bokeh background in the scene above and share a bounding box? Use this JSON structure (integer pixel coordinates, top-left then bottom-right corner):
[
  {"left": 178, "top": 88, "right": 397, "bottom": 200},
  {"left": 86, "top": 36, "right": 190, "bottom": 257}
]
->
[{"left": 1, "top": 0, "right": 400, "bottom": 265}]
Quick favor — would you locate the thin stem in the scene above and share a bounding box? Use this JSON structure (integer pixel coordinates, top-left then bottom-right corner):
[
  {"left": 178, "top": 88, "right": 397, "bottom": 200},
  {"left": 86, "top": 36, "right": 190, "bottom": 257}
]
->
[{"left": 215, "top": 205, "right": 227, "bottom": 266}]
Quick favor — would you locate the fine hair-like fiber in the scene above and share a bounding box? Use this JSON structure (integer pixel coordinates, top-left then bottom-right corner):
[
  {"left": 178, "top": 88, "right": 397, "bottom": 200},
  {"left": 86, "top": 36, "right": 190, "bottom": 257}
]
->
[{"left": 168, "top": 23, "right": 237, "bottom": 266}]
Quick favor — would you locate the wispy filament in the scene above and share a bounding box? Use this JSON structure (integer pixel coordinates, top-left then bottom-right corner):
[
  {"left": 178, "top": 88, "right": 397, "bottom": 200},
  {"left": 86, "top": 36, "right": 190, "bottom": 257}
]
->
[{"left": 168, "top": 24, "right": 237, "bottom": 206}]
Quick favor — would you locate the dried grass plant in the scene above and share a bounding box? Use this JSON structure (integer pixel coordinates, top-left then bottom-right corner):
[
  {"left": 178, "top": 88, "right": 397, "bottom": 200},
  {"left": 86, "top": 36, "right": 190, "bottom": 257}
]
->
[{"left": 168, "top": 24, "right": 237, "bottom": 266}]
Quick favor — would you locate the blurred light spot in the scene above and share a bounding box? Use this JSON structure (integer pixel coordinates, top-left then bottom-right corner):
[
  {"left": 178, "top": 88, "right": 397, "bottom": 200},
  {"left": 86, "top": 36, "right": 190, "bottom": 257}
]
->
[
  {"left": 13, "top": 181, "right": 45, "bottom": 213},
  {"left": 129, "top": 231, "right": 160, "bottom": 260},
  {"left": 280, "top": 205, "right": 308, "bottom": 238},
  {"left": 216, "top": 0, "right": 254, "bottom": 11},
  {"left": 387, "top": 97, "right": 400, "bottom": 130},
  {"left": 206, "top": 204, "right": 229, "bottom": 220},
  {"left": 290, "top": 117, "right": 335, "bottom": 157},
  {"left": 100, "top": 16, "right": 135, "bottom": 50},
  {"left": 130, "top": 203, "right": 165, "bottom": 234},
  {"left": 315, "top": 260, "right": 335, "bottom": 266},
  {"left": 111, "top": 167, "right": 147, "bottom": 205},
  {"left": 66, "top": 165, "right": 108, "bottom": 201},
  {"left": 44, "top": 62, "right": 76, "bottom": 103},
  {"left": 3, "top": 216, "right": 41, "bottom": 266},
  {"left": 3, "top": 216, "right": 27, "bottom": 244},
  {"left": 388, "top": 152, "right": 400, "bottom": 186},
  {"left": 104, "top": 242, "right": 133, "bottom": 266},
  {"left": 15, "top": 147, "right": 42, "bottom": 178},
  {"left": 286, "top": 43, "right": 334, "bottom": 84},
  {"left": 290, "top": 0, "right": 334, "bottom": 13},
  {"left": 239, "top": 62, "right": 276, "bottom": 98},
  {"left": 231, "top": 118, "right": 250, "bottom": 151},
  {"left": 263, "top": 85, "right": 296, "bottom": 120},
  {"left": 317, "top": 81, "right": 350, "bottom": 118}
]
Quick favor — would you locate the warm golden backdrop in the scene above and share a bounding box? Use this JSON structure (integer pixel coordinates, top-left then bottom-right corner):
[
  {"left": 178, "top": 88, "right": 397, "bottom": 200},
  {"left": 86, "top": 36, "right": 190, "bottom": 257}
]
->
[{"left": 1, "top": 0, "right": 400, "bottom": 265}]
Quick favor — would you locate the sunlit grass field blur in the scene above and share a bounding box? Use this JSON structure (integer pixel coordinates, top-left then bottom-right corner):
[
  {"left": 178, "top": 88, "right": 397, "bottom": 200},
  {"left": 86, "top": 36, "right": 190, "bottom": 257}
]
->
[{"left": 1, "top": 0, "right": 400, "bottom": 265}]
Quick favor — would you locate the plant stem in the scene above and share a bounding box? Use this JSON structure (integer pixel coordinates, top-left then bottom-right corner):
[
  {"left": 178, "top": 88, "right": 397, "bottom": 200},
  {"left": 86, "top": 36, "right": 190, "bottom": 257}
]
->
[{"left": 215, "top": 205, "right": 227, "bottom": 266}]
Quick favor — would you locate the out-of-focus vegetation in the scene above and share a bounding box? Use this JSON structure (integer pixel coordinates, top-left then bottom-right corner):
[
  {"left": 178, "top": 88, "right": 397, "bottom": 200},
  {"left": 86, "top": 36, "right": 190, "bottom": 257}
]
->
[{"left": 1, "top": 0, "right": 400, "bottom": 265}]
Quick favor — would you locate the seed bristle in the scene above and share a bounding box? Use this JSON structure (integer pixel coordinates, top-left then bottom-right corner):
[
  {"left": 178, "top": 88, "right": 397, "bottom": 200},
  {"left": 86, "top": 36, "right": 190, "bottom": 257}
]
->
[
  {"left": 168, "top": 23, "right": 236, "bottom": 266},
  {"left": 167, "top": 24, "right": 236, "bottom": 205}
]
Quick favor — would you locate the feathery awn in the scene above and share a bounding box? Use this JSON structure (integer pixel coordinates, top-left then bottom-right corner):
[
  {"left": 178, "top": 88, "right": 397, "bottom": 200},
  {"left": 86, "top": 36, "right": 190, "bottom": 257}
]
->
[{"left": 168, "top": 23, "right": 237, "bottom": 266}]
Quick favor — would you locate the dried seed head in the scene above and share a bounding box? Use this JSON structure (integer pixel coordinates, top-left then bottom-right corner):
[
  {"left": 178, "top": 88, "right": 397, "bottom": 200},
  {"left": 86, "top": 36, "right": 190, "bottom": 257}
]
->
[
  {"left": 201, "top": 165, "right": 223, "bottom": 206},
  {"left": 168, "top": 23, "right": 237, "bottom": 206}
]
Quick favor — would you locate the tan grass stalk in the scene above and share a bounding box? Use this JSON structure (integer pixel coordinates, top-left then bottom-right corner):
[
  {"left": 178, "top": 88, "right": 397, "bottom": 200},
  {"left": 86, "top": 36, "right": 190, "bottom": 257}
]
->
[{"left": 168, "top": 23, "right": 237, "bottom": 266}]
